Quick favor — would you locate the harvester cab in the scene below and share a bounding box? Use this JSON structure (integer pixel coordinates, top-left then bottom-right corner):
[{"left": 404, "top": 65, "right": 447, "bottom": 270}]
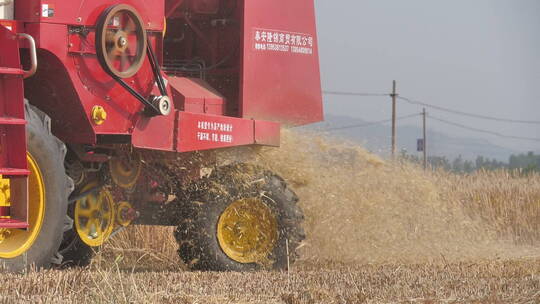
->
[{"left": 0, "top": 0, "right": 322, "bottom": 272}]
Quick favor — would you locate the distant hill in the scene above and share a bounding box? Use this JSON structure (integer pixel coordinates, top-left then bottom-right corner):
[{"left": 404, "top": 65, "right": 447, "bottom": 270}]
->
[{"left": 301, "top": 114, "right": 517, "bottom": 161}]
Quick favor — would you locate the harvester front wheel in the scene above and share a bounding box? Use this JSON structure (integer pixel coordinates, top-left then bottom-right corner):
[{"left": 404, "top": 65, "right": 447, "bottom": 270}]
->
[
  {"left": 174, "top": 164, "right": 305, "bottom": 271},
  {"left": 0, "top": 105, "right": 71, "bottom": 272}
]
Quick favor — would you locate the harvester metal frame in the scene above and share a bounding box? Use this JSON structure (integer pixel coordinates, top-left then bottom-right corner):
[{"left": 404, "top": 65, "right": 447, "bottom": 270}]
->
[{"left": 0, "top": 0, "right": 322, "bottom": 271}]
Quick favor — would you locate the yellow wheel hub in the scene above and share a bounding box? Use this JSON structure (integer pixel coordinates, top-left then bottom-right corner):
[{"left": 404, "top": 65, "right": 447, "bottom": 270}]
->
[
  {"left": 0, "top": 153, "right": 45, "bottom": 259},
  {"left": 109, "top": 153, "right": 142, "bottom": 189},
  {"left": 74, "top": 183, "right": 115, "bottom": 247},
  {"left": 217, "top": 198, "right": 278, "bottom": 264},
  {"left": 116, "top": 201, "right": 133, "bottom": 227}
]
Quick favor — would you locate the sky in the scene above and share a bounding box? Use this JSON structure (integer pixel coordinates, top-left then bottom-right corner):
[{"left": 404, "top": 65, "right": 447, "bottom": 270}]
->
[{"left": 315, "top": 0, "right": 540, "bottom": 153}]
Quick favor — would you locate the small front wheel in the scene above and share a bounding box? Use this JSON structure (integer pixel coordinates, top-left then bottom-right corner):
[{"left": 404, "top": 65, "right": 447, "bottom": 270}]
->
[{"left": 174, "top": 164, "right": 305, "bottom": 271}]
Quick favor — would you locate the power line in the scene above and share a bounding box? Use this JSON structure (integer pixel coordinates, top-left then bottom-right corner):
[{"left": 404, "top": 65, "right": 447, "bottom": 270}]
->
[
  {"left": 323, "top": 91, "right": 389, "bottom": 97},
  {"left": 429, "top": 115, "right": 540, "bottom": 142},
  {"left": 322, "top": 90, "right": 540, "bottom": 124},
  {"left": 323, "top": 113, "right": 420, "bottom": 132},
  {"left": 398, "top": 96, "right": 540, "bottom": 124}
]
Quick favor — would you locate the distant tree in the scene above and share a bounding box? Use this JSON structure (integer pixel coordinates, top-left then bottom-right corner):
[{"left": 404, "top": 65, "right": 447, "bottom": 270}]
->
[
  {"left": 399, "top": 150, "right": 538, "bottom": 174},
  {"left": 508, "top": 151, "right": 539, "bottom": 173},
  {"left": 475, "top": 156, "right": 485, "bottom": 169},
  {"left": 429, "top": 156, "right": 451, "bottom": 171},
  {"left": 452, "top": 155, "right": 465, "bottom": 173},
  {"left": 463, "top": 160, "right": 474, "bottom": 173}
]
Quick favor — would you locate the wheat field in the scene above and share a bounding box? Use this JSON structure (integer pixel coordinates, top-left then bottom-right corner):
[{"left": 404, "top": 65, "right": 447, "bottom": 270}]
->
[{"left": 0, "top": 131, "right": 539, "bottom": 303}]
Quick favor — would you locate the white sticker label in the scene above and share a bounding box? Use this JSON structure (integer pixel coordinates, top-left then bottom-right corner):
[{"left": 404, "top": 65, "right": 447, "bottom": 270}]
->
[
  {"left": 41, "top": 4, "right": 54, "bottom": 18},
  {"left": 253, "top": 28, "right": 314, "bottom": 55},
  {"left": 41, "top": 4, "right": 49, "bottom": 17}
]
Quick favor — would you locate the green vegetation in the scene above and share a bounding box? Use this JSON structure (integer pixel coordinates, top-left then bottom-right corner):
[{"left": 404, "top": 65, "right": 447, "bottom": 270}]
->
[{"left": 403, "top": 151, "right": 540, "bottom": 174}]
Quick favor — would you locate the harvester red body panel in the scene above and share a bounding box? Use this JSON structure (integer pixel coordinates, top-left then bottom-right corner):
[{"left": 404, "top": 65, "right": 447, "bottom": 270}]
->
[
  {"left": 0, "top": 0, "right": 323, "bottom": 229},
  {"left": 242, "top": 0, "right": 322, "bottom": 125}
]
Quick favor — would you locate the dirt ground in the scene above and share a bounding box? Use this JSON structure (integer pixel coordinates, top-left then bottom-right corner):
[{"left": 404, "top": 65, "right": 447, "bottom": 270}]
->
[{"left": 0, "top": 257, "right": 539, "bottom": 303}]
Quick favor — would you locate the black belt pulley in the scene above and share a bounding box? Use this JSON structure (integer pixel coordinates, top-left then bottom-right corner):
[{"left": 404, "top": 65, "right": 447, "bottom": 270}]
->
[{"left": 95, "top": 4, "right": 171, "bottom": 116}]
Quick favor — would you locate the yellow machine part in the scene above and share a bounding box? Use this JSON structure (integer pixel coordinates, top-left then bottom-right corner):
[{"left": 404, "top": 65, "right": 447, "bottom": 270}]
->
[
  {"left": 109, "top": 153, "right": 142, "bottom": 189},
  {"left": 74, "top": 183, "right": 115, "bottom": 247},
  {"left": 0, "top": 153, "right": 46, "bottom": 259},
  {"left": 116, "top": 201, "right": 134, "bottom": 227},
  {"left": 91, "top": 106, "right": 107, "bottom": 125},
  {"left": 0, "top": 178, "right": 9, "bottom": 219},
  {"left": 217, "top": 198, "right": 278, "bottom": 264}
]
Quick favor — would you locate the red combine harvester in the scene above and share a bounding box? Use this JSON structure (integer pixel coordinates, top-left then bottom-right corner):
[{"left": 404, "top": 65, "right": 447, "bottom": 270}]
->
[{"left": 0, "top": 0, "right": 322, "bottom": 272}]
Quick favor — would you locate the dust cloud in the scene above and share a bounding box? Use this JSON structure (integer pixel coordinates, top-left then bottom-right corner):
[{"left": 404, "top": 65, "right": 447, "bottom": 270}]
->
[{"left": 220, "top": 129, "right": 538, "bottom": 264}]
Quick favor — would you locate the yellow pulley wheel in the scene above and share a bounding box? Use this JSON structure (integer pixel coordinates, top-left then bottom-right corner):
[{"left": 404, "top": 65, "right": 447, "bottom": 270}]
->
[
  {"left": 74, "top": 183, "right": 115, "bottom": 247},
  {"left": 217, "top": 198, "right": 278, "bottom": 264},
  {"left": 109, "top": 153, "right": 142, "bottom": 189},
  {"left": 116, "top": 201, "right": 133, "bottom": 227},
  {"left": 0, "top": 153, "right": 46, "bottom": 259}
]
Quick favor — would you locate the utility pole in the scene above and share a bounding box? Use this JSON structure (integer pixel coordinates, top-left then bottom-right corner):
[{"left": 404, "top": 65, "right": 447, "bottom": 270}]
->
[
  {"left": 422, "top": 108, "right": 427, "bottom": 169},
  {"left": 391, "top": 80, "right": 397, "bottom": 158}
]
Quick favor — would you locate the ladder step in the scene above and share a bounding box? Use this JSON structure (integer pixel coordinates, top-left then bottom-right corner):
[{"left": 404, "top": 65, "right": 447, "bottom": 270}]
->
[
  {"left": 0, "top": 206, "right": 8, "bottom": 216},
  {"left": 0, "top": 117, "right": 26, "bottom": 125},
  {"left": 0, "top": 218, "right": 28, "bottom": 229},
  {"left": 0, "top": 67, "right": 24, "bottom": 76},
  {"left": 0, "top": 168, "right": 30, "bottom": 176}
]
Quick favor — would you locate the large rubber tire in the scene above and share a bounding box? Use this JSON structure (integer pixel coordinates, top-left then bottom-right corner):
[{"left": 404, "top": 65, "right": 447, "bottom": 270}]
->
[
  {"left": 174, "top": 163, "right": 305, "bottom": 271},
  {"left": 57, "top": 206, "right": 94, "bottom": 267},
  {"left": 58, "top": 153, "right": 95, "bottom": 267},
  {"left": 0, "top": 104, "right": 72, "bottom": 272}
]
